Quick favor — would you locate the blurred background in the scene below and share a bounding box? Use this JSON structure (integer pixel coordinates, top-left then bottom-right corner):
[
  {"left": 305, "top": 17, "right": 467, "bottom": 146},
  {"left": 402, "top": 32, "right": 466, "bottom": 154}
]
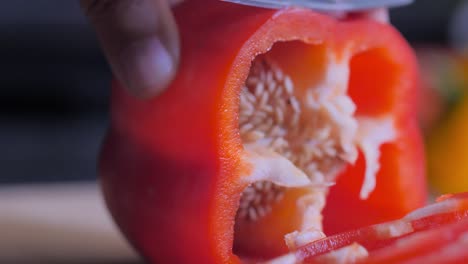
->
[
  {"left": 0, "top": 1, "right": 109, "bottom": 183},
  {"left": 0, "top": 0, "right": 467, "bottom": 186}
]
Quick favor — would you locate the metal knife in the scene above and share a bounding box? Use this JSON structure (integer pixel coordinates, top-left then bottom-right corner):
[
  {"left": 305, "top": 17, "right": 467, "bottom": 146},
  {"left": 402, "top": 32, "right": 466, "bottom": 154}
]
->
[{"left": 222, "top": 0, "right": 413, "bottom": 11}]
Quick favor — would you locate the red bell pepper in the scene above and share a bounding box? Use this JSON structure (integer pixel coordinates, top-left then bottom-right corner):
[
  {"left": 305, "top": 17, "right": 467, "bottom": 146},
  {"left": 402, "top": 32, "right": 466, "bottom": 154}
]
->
[
  {"left": 99, "top": 0, "right": 426, "bottom": 263},
  {"left": 285, "top": 193, "right": 468, "bottom": 263}
]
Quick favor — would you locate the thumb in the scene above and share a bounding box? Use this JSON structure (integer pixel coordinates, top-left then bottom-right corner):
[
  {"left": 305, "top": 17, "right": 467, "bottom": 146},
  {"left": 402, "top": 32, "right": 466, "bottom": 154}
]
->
[
  {"left": 349, "top": 8, "right": 390, "bottom": 23},
  {"left": 80, "top": 0, "right": 180, "bottom": 98}
]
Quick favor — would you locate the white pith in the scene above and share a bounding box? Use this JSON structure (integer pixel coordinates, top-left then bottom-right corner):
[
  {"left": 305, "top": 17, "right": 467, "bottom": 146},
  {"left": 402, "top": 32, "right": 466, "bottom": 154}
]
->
[
  {"left": 374, "top": 220, "right": 414, "bottom": 239},
  {"left": 310, "top": 242, "right": 369, "bottom": 263},
  {"left": 284, "top": 228, "right": 326, "bottom": 250},
  {"left": 404, "top": 198, "right": 460, "bottom": 221},
  {"left": 265, "top": 243, "right": 368, "bottom": 264},
  {"left": 237, "top": 49, "right": 396, "bottom": 255}
]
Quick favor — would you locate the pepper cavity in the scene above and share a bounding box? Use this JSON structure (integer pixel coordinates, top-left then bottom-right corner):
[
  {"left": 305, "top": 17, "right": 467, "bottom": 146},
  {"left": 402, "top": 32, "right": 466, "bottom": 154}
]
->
[
  {"left": 237, "top": 52, "right": 359, "bottom": 218},
  {"left": 235, "top": 44, "right": 397, "bottom": 259}
]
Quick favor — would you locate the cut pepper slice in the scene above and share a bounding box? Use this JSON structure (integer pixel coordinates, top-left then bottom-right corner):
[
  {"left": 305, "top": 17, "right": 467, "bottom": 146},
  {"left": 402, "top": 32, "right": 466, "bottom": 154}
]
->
[
  {"left": 99, "top": 0, "right": 426, "bottom": 263},
  {"left": 282, "top": 193, "right": 468, "bottom": 263}
]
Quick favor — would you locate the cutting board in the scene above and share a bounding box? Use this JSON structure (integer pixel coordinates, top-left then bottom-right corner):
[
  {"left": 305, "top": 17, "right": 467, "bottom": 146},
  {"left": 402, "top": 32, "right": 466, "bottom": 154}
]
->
[{"left": 0, "top": 182, "right": 141, "bottom": 264}]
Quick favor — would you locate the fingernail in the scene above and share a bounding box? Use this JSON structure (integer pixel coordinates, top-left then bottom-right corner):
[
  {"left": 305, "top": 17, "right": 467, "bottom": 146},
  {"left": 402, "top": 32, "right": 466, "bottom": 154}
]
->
[
  {"left": 368, "top": 8, "right": 390, "bottom": 23},
  {"left": 115, "top": 37, "right": 176, "bottom": 99},
  {"left": 155, "top": 0, "right": 180, "bottom": 66},
  {"left": 348, "top": 8, "right": 390, "bottom": 24}
]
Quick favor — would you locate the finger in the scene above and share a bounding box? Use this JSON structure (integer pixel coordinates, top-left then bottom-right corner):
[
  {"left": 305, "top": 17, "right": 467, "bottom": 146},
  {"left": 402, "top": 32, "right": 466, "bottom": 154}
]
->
[
  {"left": 80, "top": 0, "right": 180, "bottom": 99},
  {"left": 349, "top": 8, "right": 390, "bottom": 23}
]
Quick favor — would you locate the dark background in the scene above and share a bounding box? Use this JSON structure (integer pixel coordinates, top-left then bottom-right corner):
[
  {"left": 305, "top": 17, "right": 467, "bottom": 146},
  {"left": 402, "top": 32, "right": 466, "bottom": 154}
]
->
[{"left": 0, "top": 0, "right": 466, "bottom": 183}]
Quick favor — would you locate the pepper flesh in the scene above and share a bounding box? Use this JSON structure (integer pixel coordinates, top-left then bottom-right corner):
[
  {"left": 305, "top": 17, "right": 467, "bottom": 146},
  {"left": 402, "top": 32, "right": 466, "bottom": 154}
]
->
[
  {"left": 282, "top": 192, "right": 468, "bottom": 263},
  {"left": 99, "top": 0, "right": 426, "bottom": 263}
]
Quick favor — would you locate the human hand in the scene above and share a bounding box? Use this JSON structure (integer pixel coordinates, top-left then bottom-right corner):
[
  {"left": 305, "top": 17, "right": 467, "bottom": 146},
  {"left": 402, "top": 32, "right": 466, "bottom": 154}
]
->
[
  {"left": 80, "top": 0, "right": 180, "bottom": 99},
  {"left": 80, "top": 0, "right": 388, "bottom": 99}
]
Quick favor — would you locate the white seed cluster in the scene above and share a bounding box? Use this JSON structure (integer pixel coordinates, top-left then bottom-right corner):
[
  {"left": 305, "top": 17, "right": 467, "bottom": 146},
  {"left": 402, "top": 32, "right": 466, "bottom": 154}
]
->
[
  {"left": 237, "top": 181, "right": 285, "bottom": 221},
  {"left": 238, "top": 57, "right": 353, "bottom": 222}
]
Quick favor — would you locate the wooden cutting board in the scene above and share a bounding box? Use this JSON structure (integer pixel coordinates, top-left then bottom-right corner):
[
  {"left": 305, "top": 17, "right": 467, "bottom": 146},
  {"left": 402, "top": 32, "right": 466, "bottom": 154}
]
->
[{"left": 0, "top": 182, "right": 141, "bottom": 264}]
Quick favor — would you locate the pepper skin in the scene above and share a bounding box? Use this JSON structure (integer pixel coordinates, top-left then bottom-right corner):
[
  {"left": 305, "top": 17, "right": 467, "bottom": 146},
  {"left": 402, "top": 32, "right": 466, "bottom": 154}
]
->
[{"left": 99, "top": 0, "right": 426, "bottom": 263}]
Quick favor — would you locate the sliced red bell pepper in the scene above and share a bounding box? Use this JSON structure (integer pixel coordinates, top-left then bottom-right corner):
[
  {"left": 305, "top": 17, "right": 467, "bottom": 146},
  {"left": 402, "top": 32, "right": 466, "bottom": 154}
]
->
[
  {"left": 287, "top": 193, "right": 468, "bottom": 263},
  {"left": 99, "top": 0, "right": 426, "bottom": 262}
]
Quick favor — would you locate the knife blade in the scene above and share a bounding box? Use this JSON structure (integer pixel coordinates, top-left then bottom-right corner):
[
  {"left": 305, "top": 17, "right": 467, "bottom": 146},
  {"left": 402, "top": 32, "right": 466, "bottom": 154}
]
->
[{"left": 222, "top": 0, "right": 413, "bottom": 11}]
